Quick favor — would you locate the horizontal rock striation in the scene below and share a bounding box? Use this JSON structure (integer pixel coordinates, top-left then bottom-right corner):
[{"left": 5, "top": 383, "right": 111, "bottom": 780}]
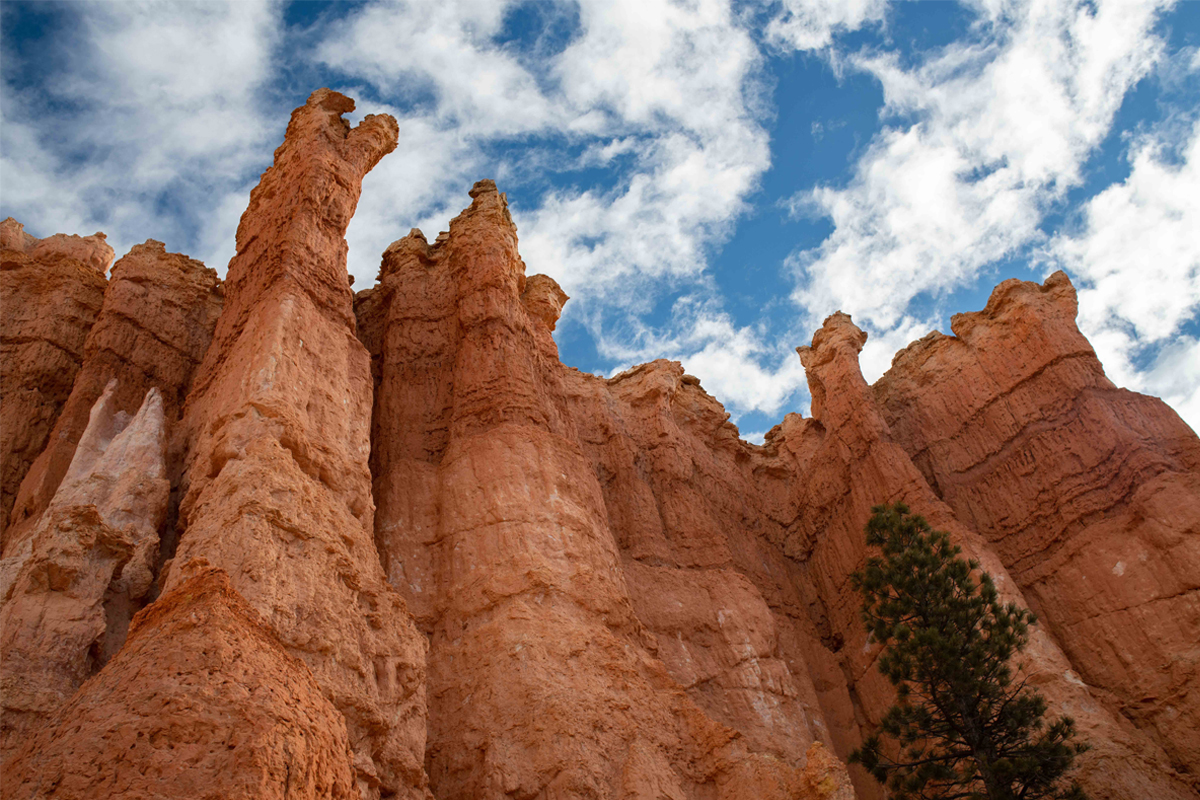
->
[
  {"left": 358, "top": 188, "right": 1199, "bottom": 798},
  {"left": 358, "top": 181, "right": 852, "bottom": 799},
  {"left": 874, "top": 271, "right": 1200, "bottom": 779}
]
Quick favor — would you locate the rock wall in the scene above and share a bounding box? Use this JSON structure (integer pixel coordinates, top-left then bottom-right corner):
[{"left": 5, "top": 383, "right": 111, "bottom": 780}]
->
[
  {"left": 874, "top": 272, "right": 1200, "bottom": 778},
  {"left": 358, "top": 181, "right": 845, "bottom": 799},
  {"left": 2, "top": 568, "right": 360, "bottom": 800},
  {"left": 0, "top": 383, "right": 168, "bottom": 759},
  {"left": 1, "top": 88, "right": 1197, "bottom": 800},
  {"left": 5, "top": 239, "right": 222, "bottom": 553},
  {"left": 357, "top": 179, "right": 1199, "bottom": 798},
  {"left": 0, "top": 219, "right": 112, "bottom": 544},
  {"left": 787, "top": 310, "right": 1195, "bottom": 798}
]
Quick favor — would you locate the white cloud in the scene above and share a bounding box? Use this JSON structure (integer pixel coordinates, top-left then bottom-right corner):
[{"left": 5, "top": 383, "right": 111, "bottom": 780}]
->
[
  {"left": 6, "top": 0, "right": 1192, "bottom": 432},
  {"left": 767, "top": 0, "right": 888, "bottom": 52},
  {"left": 0, "top": 1, "right": 282, "bottom": 269},
  {"left": 789, "top": 0, "right": 1170, "bottom": 335},
  {"left": 595, "top": 296, "right": 809, "bottom": 419},
  {"left": 316, "top": 0, "right": 554, "bottom": 136},
  {"left": 858, "top": 315, "right": 935, "bottom": 383},
  {"left": 321, "top": 0, "right": 778, "bottom": 420},
  {"left": 520, "top": 0, "right": 769, "bottom": 299},
  {"left": 1051, "top": 117, "right": 1200, "bottom": 430},
  {"left": 325, "top": 0, "right": 770, "bottom": 305}
]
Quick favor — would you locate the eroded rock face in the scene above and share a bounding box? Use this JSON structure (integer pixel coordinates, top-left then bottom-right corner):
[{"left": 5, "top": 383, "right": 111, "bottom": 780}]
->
[
  {"left": 170, "top": 89, "right": 430, "bottom": 800},
  {"left": 360, "top": 181, "right": 851, "bottom": 799},
  {"left": 3, "top": 96, "right": 1198, "bottom": 800},
  {"left": 874, "top": 271, "right": 1200, "bottom": 778},
  {"left": 5, "top": 240, "right": 222, "bottom": 550},
  {"left": 359, "top": 186, "right": 1199, "bottom": 798},
  {"left": 1, "top": 568, "right": 360, "bottom": 800},
  {"left": 1, "top": 383, "right": 168, "bottom": 759},
  {"left": 788, "top": 310, "right": 1196, "bottom": 798},
  {"left": 0, "top": 219, "right": 112, "bottom": 544}
]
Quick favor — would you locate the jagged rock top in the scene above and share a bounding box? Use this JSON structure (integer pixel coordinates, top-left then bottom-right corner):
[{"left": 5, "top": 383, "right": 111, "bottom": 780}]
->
[
  {"left": 796, "top": 311, "right": 867, "bottom": 370},
  {"left": 1, "top": 217, "right": 114, "bottom": 275}
]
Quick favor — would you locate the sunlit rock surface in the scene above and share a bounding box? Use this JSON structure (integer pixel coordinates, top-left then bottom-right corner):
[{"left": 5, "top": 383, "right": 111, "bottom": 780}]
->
[{"left": 1, "top": 88, "right": 1196, "bottom": 800}]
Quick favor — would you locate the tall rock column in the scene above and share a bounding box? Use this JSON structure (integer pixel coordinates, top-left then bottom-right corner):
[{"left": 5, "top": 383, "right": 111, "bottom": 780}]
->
[
  {"left": 789, "top": 312, "right": 1196, "bottom": 799},
  {"left": 169, "top": 89, "right": 430, "bottom": 800},
  {"left": 0, "top": 219, "right": 112, "bottom": 545},
  {"left": 873, "top": 272, "right": 1200, "bottom": 778}
]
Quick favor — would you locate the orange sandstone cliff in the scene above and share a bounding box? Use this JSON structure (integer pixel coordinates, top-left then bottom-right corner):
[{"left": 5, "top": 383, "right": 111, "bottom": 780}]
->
[
  {"left": 1, "top": 219, "right": 113, "bottom": 545},
  {"left": 1, "top": 90, "right": 1197, "bottom": 800}
]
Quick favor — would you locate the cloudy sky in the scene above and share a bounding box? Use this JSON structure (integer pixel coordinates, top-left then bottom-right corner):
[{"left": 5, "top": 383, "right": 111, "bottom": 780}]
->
[{"left": 3, "top": 0, "right": 1198, "bottom": 438}]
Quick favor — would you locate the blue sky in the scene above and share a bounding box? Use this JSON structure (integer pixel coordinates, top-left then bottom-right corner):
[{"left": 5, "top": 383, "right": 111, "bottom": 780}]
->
[{"left": 3, "top": 0, "right": 1198, "bottom": 438}]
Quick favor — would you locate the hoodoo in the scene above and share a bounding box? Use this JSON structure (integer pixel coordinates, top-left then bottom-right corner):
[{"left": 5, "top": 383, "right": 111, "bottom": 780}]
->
[{"left": 1, "top": 90, "right": 1197, "bottom": 800}]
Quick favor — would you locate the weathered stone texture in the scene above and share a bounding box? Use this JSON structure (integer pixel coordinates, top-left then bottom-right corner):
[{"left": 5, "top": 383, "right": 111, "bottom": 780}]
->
[
  {"left": 1, "top": 383, "right": 168, "bottom": 759},
  {"left": 1, "top": 568, "right": 360, "bottom": 800},
  {"left": 788, "top": 308, "right": 1196, "bottom": 798},
  {"left": 5, "top": 240, "right": 222, "bottom": 551},
  {"left": 3, "top": 90, "right": 1198, "bottom": 800},
  {"left": 359, "top": 181, "right": 854, "bottom": 799},
  {"left": 169, "top": 89, "right": 430, "bottom": 800},
  {"left": 874, "top": 271, "right": 1200, "bottom": 779},
  {"left": 355, "top": 179, "right": 1200, "bottom": 799},
  {"left": 1, "top": 218, "right": 111, "bottom": 544}
]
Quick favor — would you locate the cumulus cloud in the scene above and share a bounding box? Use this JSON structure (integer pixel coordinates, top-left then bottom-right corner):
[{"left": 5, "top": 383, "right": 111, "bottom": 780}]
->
[
  {"left": 4, "top": 0, "right": 1192, "bottom": 429},
  {"left": 321, "top": 0, "right": 770, "bottom": 307},
  {"left": 1, "top": 1, "right": 283, "bottom": 269},
  {"left": 595, "top": 296, "right": 810, "bottom": 419},
  {"left": 317, "top": 0, "right": 791, "bottom": 421},
  {"left": 1051, "top": 116, "right": 1200, "bottom": 429},
  {"left": 520, "top": 0, "right": 770, "bottom": 298},
  {"left": 767, "top": 0, "right": 888, "bottom": 52},
  {"left": 788, "top": 0, "right": 1170, "bottom": 334}
]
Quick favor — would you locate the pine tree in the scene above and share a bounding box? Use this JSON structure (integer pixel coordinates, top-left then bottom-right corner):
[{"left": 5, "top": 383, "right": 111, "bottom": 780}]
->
[{"left": 848, "top": 503, "right": 1088, "bottom": 800}]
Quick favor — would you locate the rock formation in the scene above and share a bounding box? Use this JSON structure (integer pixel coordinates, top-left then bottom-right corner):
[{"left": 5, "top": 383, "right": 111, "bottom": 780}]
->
[
  {"left": 5, "top": 239, "right": 222, "bottom": 555},
  {"left": 874, "top": 272, "right": 1200, "bottom": 778},
  {"left": 2, "top": 568, "right": 360, "bottom": 800},
  {"left": 358, "top": 181, "right": 841, "bottom": 799},
  {"left": 168, "top": 89, "right": 430, "bottom": 800},
  {"left": 787, "top": 309, "right": 1194, "bottom": 797},
  {"left": 2, "top": 88, "right": 1197, "bottom": 800},
  {"left": 1, "top": 219, "right": 112, "bottom": 544},
  {"left": 1, "top": 382, "right": 168, "bottom": 759}
]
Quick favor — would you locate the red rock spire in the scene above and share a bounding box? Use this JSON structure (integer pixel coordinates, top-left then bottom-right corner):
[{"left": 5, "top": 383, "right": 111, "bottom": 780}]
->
[{"left": 169, "top": 89, "right": 430, "bottom": 799}]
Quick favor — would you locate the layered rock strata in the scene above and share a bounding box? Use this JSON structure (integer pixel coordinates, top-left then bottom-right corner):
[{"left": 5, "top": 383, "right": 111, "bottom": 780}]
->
[
  {"left": 1, "top": 382, "right": 168, "bottom": 759},
  {"left": 2, "top": 88, "right": 1198, "bottom": 800},
  {"left": 5, "top": 240, "right": 222, "bottom": 553},
  {"left": 168, "top": 89, "right": 431, "bottom": 800},
  {"left": 874, "top": 272, "right": 1200, "bottom": 777},
  {"left": 358, "top": 186, "right": 1199, "bottom": 798},
  {"left": 1, "top": 568, "right": 360, "bottom": 800},
  {"left": 0, "top": 219, "right": 113, "bottom": 543},
  {"left": 358, "top": 181, "right": 851, "bottom": 798},
  {"left": 786, "top": 310, "right": 1195, "bottom": 798}
]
